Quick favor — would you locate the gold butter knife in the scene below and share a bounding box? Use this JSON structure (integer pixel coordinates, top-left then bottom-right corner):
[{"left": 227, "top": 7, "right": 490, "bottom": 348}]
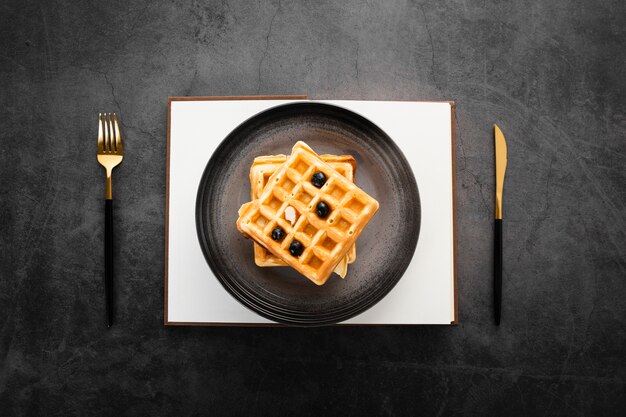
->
[{"left": 494, "top": 124, "right": 507, "bottom": 325}]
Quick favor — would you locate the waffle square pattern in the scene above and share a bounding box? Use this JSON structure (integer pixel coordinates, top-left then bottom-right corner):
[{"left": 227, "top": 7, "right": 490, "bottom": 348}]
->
[
  {"left": 237, "top": 141, "right": 379, "bottom": 285},
  {"left": 249, "top": 154, "right": 357, "bottom": 277}
]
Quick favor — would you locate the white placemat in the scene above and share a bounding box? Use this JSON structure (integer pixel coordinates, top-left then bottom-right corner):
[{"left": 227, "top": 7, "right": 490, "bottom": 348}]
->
[{"left": 166, "top": 98, "right": 456, "bottom": 325}]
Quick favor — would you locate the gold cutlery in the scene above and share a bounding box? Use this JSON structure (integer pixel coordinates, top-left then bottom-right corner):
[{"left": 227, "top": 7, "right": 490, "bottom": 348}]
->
[
  {"left": 494, "top": 124, "right": 507, "bottom": 325},
  {"left": 97, "top": 113, "right": 124, "bottom": 327}
]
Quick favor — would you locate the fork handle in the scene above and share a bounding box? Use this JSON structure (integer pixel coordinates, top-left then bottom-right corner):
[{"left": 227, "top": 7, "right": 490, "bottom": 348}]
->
[{"left": 105, "top": 199, "right": 114, "bottom": 327}]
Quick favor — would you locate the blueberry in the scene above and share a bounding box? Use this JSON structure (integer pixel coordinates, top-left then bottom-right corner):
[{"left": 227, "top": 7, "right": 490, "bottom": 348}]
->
[
  {"left": 289, "top": 240, "right": 304, "bottom": 256},
  {"left": 271, "top": 227, "right": 285, "bottom": 241},
  {"left": 316, "top": 201, "right": 330, "bottom": 218},
  {"left": 311, "top": 171, "right": 327, "bottom": 188}
]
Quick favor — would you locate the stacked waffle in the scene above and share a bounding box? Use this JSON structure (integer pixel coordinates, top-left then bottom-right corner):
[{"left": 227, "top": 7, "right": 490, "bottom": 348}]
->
[{"left": 237, "top": 142, "right": 379, "bottom": 285}]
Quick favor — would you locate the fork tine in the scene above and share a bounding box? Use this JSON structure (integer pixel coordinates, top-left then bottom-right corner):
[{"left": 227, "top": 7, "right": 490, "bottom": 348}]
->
[
  {"left": 108, "top": 113, "right": 114, "bottom": 152},
  {"left": 98, "top": 113, "right": 104, "bottom": 151},
  {"left": 113, "top": 113, "right": 122, "bottom": 153},
  {"left": 106, "top": 113, "right": 114, "bottom": 153},
  {"left": 104, "top": 113, "right": 110, "bottom": 152}
]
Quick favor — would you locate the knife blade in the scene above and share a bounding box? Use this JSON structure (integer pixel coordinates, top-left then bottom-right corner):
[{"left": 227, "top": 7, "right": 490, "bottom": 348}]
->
[{"left": 494, "top": 124, "right": 507, "bottom": 325}]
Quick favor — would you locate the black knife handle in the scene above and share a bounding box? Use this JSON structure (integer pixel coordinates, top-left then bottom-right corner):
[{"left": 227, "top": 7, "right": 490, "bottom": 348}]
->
[
  {"left": 105, "top": 199, "right": 113, "bottom": 327},
  {"left": 494, "top": 219, "right": 502, "bottom": 325}
]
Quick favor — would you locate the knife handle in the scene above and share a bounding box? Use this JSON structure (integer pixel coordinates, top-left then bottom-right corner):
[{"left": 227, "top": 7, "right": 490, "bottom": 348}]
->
[
  {"left": 494, "top": 219, "right": 502, "bottom": 325},
  {"left": 105, "top": 199, "right": 113, "bottom": 327}
]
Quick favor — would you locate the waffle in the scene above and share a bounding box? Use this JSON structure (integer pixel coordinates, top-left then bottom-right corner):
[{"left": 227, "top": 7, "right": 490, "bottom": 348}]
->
[
  {"left": 237, "top": 141, "right": 379, "bottom": 285},
  {"left": 250, "top": 155, "right": 357, "bottom": 278}
]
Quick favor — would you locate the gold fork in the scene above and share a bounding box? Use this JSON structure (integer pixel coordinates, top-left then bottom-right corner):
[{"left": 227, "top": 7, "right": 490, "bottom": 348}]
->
[{"left": 97, "top": 113, "right": 124, "bottom": 327}]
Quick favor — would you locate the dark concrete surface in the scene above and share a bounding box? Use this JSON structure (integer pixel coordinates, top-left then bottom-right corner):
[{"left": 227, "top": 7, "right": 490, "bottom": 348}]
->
[{"left": 1, "top": 0, "right": 625, "bottom": 415}]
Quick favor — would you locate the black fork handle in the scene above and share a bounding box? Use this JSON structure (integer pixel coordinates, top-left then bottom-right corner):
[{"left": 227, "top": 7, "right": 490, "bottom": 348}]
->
[{"left": 105, "top": 199, "right": 113, "bottom": 327}]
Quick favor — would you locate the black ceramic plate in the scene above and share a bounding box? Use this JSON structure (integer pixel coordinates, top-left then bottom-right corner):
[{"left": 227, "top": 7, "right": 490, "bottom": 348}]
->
[{"left": 196, "top": 102, "right": 420, "bottom": 326}]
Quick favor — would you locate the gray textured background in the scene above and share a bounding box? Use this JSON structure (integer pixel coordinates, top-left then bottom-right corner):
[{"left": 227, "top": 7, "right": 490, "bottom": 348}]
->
[{"left": 1, "top": 0, "right": 625, "bottom": 416}]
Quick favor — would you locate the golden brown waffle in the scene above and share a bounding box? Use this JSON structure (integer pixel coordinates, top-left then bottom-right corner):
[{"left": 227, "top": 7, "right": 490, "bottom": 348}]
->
[
  {"left": 250, "top": 155, "right": 357, "bottom": 277},
  {"left": 237, "top": 141, "right": 379, "bottom": 285}
]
